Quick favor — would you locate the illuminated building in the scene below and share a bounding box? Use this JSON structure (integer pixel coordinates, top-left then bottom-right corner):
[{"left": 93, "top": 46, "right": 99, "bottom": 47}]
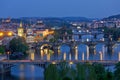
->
[
  {"left": 25, "top": 21, "right": 54, "bottom": 42},
  {"left": 34, "top": 29, "right": 54, "bottom": 42},
  {"left": 0, "top": 31, "right": 14, "bottom": 45},
  {"left": 18, "top": 22, "right": 24, "bottom": 37},
  {"left": 26, "top": 28, "right": 34, "bottom": 43}
]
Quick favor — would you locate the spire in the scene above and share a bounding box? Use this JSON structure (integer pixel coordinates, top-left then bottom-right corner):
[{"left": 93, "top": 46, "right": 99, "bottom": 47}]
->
[{"left": 20, "top": 21, "right": 22, "bottom": 27}]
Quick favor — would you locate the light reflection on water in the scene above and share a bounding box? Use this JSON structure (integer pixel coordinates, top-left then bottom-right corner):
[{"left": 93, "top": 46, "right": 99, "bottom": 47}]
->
[{"left": 0, "top": 64, "right": 44, "bottom": 80}]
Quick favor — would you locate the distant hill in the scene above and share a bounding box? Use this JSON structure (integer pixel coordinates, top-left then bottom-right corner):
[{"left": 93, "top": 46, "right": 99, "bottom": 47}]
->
[
  {"left": 20, "top": 17, "right": 96, "bottom": 22},
  {"left": 62, "top": 17, "right": 91, "bottom": 22},
  {"left": 0, "top": 17, "right": 98, "bottom": 27},
  {"left": 103, "top": 14, "right": 120, "bottom": 21}
]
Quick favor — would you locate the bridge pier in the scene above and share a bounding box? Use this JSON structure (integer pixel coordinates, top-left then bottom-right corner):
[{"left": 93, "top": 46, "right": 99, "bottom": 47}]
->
[
  {"left": 53, "top": 49, "right": 59, "bottom": 60},
  {"left": 88, "top": 43, "right": 96, "bottom": 54},
  {"left": 107, "top": 46, "right": 114, "bottom": 54},
  {"left": 70, "top": 46, "right": 76, "bottom": 54},
  {"left": 53, "top": 46, "right": 59, "bottom": 54},
  {"left": 106, "top": 42, "right": 115, "bottom": 54},
  {"left": 40, "top": 49, "right": 44, "bottom": 60}
]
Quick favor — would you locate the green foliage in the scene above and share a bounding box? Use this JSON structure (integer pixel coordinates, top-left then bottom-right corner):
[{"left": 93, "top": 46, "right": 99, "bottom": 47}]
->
[
  {"left": 105, "top": 69, "right": 114, "bottom": 80},
  {"left": 9, "top": 37, "right": 28, "bottom": 53},
  {"left": 49, "top": 38, "right": 56, "bottom": 42},
  {"left": 86, "top": 64, "right": 97, "bottom": 80},
  {"left": 44, "top": 62, "right": 118, "bottom": 80},
  {"left": 0, "top": 46, "right": 5, "bottom": 54},
  {"left": 76, "top": 63, "right": 86, "bottom": 80},
  {"left": 59, "top": 62, "right": 70, "bottom": 79},
  {"left": 62, "top": 77, "right": 72, "bottom": 80},
  {"left": 93, "top": 63, "right": 106, "bottom": 80},
  {"left": 114, "top": 62, "right": 120, "bottom": 80},
  {"left": 103, "top": 27, "right": 120, "bottom": 41},
  {"left": 45, "top": 64, "right": 60, "bottom": 80},
  {"left": 52, "top": 27, "right": 73, "bottom": 42}
]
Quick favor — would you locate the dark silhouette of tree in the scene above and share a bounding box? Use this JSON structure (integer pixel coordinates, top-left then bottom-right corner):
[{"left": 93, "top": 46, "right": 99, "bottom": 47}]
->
[
  {"left": 9, "top": 37, "right": 28, "bottom": 53},
  {"left": 93, "top": 63, "right": 106, "bottom": 80},
  {"left": 44, "top": 64, "right": 60, "bottom": 80},
  {"left": 114, "top": 62, "right": 120, "bottom": 80},
  {"left": 0, "top": 46, "right": 5, "bottom": 54}
]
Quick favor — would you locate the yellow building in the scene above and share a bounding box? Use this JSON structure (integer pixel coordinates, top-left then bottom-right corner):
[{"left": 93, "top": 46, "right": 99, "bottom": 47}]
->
[
  {"left": 18, "top": 22, "right": 24, "bottom": 37},
  {"left": 34, "top": 29, "right": 54, "bottom": 41}
]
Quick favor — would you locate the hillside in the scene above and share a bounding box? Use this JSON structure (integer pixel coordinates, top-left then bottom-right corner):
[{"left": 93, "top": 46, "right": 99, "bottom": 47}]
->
[{"left": 103, "top": 14, "right": 120, "bottom": 21}]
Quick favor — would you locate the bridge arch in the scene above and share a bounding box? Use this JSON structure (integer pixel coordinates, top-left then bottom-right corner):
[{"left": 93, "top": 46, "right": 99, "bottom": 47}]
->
[
  {"left": 58, "top": 43, "right": 71, "bottom": 50},
  {"left": 112, "top": 43, "right": 120, "bottom": 53},
  {"left": 95, "top": 43, "right": 106, "bottom": 53},
  {"left": 39, "top": 43, "right": 53, "bottom": 50},
  {"left": 57, "top": 43, "right": 71, "bottom": 54},
  {"left": 37, "top": 43, "right": 54, "bottom": 56},
  {"left": 112, "top": 43, "right": 120, "bottom": 49}
]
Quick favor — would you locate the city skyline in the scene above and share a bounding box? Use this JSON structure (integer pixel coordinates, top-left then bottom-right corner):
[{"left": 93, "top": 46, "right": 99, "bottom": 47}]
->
[{"left": 0, "top": 0, "right": 120, "bottom": 18}]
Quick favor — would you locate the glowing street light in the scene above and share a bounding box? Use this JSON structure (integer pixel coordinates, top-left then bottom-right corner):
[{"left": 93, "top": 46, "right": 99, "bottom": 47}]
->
[
  {"left": 0, "top": 32, "right": 3, "bottom": 36},
  {"left": 6, "top": 51, "right": 10, "bottom": 60},
  {"left": 8, "top": 32, "right": 12, "bottom": 36}
]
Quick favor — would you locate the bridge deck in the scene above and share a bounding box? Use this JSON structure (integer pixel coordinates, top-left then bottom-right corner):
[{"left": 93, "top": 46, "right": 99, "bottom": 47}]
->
[{"left": 0, "top": 60, "right": 119, "bottom": 65}]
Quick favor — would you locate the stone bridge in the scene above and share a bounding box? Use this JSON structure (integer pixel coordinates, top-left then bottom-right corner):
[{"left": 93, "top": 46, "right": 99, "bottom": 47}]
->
[
  {"left": 0, "top": 60, "right": 119, "bottom": 74},
  {"left": 35, "top": 41, "right": 120, "bottom": 55},
  {"left": 59, "top": 32, "right": 104, "bottom": 41}
]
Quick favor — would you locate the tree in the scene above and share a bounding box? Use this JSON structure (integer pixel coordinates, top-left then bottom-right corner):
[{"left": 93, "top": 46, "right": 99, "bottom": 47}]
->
[
  {"left": 76, "top": 63, "right": 97, "bottom": 80},
  {"left": 76, "top": 63, "right": 86, "bottom": 80},
  {"left": 9, "top": 37, "right": 29, "bottom": 59},
  {"left": 9, "top": 37, "right": 28, "bottom": 53},
  {"left": 59, "top": 62, "right": 70, "bottom": 79},
  {"left": 63, "top": 77, "right": 72, "bottom": 80},
  {"left": 105, "top": 69, "right": 114, "bottom": 80},
  {"left": 44, "top": 64, "right": 60, "bottom": 80},
  {"left": 86, "top": 64, "right": 97, "bottom": 80},
  {"left": 114, "top": 62, "right": 120, "bottom": 80},
  {"left": 93, "top": 63, "right": 106, "bottom": 80},
  {"left": 0, "top": 46, "right": 5, "bottom": 54}
]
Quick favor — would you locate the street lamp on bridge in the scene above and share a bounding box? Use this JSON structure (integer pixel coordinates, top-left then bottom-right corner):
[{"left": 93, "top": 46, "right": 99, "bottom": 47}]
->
[{"left": 6, "top": 50, "right": 10, "bottom": 60}]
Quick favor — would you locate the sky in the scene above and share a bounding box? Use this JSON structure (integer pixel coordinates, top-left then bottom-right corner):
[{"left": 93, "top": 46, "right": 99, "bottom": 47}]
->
[{"left": 0, "top": 0, "right": 120, "bottom": 18}]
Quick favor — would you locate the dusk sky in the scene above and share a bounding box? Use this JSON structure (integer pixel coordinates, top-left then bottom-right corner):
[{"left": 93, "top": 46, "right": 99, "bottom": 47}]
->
[{"left": 0, "top": 0, "right": 120, "bottom": 18}]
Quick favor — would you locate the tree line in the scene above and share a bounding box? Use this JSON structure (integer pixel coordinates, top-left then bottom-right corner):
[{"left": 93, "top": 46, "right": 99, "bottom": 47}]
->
[{"left": 45, "top": 62, "right": 120, "bottom": 80}]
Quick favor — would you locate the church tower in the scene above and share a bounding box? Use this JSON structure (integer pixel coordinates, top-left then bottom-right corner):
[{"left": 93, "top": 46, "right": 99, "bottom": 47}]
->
[{"left": 18, "top": 22, "right": 24, "bottom": 37}]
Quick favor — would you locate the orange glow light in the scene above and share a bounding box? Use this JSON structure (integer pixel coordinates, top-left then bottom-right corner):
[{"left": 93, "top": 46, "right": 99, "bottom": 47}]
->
[
  {"left": 0, "top": 32, "right": 3, "bottom": 36},
  {"left": 8, "top": 32, "right": 12, "bottom": 36}
]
